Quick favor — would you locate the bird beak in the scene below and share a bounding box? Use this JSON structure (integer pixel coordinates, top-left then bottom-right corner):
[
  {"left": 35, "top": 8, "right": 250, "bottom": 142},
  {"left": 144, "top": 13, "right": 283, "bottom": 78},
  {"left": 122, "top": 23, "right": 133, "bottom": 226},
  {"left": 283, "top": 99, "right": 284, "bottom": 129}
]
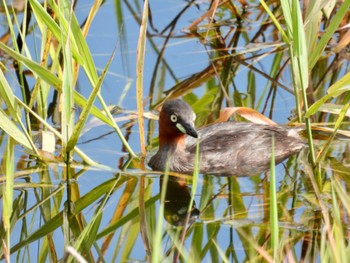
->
[{"left": 176, "top": 122, "right": 198, "bottom": 138}]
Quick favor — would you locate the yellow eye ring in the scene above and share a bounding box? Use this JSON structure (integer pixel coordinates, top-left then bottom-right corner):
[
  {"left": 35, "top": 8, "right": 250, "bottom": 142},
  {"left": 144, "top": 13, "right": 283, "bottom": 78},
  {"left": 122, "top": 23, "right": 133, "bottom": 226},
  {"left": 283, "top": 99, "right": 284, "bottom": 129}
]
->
[{"left": 170, "top": 114, "right": 177, "bottom": 122}]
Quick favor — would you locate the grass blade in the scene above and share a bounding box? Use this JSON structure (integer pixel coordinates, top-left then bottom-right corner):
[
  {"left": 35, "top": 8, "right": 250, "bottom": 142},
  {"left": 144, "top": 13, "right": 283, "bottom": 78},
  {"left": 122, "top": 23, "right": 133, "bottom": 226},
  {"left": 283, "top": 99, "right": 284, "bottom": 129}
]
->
[
  {"left": 135, "top": 0, "right": 148, "bottom": 155},
  {"left": 10, "top": 177, "right": 127, "bottom": 254},
  {"left": 1, "top": 138, "right": 14, "bottom": 261},
  {"left": 66, "top": 46, "right": 117, "bottom": 152},
  {"left": 306, "top": 71, "right": 350, "bottom": 117},
  {"left": 29, "top": 0, "right": 136, "bottom": 156},
  {"left": 0, "top": 42, "right": 61, "bottom": 88},
  {"left": 309, "top": 0, "right": 350, "bottom": 69},
  {"left": 0, "top": 69, "right": 18, "bottom": 117},
  {"left": 60, "top": 0, "right": 75, "bottom": 159},
  {"left": 0, "top": 108, "right": 32, "bottom": 149},
  {"left": 270, "top": 136, "right": 278, "bottom": 260}
]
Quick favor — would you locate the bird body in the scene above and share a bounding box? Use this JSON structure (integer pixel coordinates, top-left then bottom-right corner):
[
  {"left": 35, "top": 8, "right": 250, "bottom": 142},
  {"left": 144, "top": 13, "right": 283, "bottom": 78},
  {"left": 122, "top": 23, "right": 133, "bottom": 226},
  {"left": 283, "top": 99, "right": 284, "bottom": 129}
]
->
[{"left": 149, "top": 99, "right": 305, "bottom": 176}]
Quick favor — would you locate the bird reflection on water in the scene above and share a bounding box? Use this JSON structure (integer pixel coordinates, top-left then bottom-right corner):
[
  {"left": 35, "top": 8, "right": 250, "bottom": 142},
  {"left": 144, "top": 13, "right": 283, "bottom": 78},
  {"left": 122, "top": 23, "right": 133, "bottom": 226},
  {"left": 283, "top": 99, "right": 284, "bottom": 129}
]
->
[{"left": 160, "top": 175, "right": 200, "bottom": 226}]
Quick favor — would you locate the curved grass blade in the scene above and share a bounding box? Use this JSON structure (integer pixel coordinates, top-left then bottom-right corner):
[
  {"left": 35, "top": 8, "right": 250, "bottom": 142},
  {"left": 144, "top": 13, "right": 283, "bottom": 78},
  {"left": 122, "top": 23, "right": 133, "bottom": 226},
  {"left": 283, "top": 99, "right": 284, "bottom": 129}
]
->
[
  {"left": 309, "top": 0, "right": 350, "bottom": 69},
  {"left": 96, "top": 195, "right": 159, "bottom": 239},
  {"left": 9, "top": 177, "right": 128, "bottom": 255},
  {"left": 68, "top": 180, "right": 120, "bottom": 263},
  {"left": 100, "top": 178, "right": 138, "bottom": 256},
  {"left": 0, "top": 69, "right": 38, "bottom": 153},
  {"left": 259, "top": 0, "right": 289, "bottom": 43},
  {"left": 0, "top": 42, "right": 113, "bottom": 130},
  {"left": 212, "top": 239, "right": 229, "bottom": 263},
  {"left": 66, "top": 45, "right": 117, "bottom": 152},
  {"left": 0, "top": 69, "right": 18, "bottom": 117},
  {"left": 71, "top": 8, "right": 137, "bottom": 156},
  {"left": 0, "top": 108, "right": 32, "bottom": 149},
  {"left": 30, "top": 0, "right": 136, "bottom": 156},
  {"left": 81, "top": 0, "right": 104, "bottom": 37},
  {"left": 317, "top": 103, "right": 350, "bottom": 117},
  {"left": 0, "top": 42, "right": 61, "bottom": 88},
  {"left": 316, "top": 102, "right": 350, "bottom": 162},
  {"left": 306, "top": 71, "right": 350, "bottom": 117},
  {"left": 16, "top": 98, "right": 116, "bottom": 170}
]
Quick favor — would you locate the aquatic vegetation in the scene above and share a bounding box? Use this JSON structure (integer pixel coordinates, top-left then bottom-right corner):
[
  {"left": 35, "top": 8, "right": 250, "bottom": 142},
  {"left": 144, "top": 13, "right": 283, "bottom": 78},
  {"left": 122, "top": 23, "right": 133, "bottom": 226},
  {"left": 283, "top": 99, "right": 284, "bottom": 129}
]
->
[{"left": 0, "top": 0, "right": 349, "bottom": 262}]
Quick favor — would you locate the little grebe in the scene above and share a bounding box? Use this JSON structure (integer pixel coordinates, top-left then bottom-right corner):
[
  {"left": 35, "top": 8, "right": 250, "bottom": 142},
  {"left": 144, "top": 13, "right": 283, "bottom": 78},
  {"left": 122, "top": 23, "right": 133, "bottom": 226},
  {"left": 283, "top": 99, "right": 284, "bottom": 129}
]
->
[{"left": 149, "top": 99, "right": 305, "bottom": 176}]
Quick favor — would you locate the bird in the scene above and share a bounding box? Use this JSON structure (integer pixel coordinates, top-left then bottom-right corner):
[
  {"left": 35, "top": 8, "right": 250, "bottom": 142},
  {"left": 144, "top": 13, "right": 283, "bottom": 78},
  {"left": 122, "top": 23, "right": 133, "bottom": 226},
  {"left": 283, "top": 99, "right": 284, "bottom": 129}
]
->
[{"left": 148, "top": 99, "right": 305, "bottom": 176}]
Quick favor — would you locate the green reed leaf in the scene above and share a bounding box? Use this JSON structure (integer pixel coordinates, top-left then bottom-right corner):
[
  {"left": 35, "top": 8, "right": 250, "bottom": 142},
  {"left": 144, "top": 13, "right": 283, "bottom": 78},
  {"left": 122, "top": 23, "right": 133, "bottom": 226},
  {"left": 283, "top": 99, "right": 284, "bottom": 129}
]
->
[
  {"left": 0, "top": 69, "right": 18, "bottom": 117},
  {"left": 260, "top": 0, "right": 289, "bottom": 43},
  {"left": 61, "top": 4, "right": 75, "bottom": 156},
  {"left": 306, "top": 71, "right": 350, "bottom": 117},
  {"left": 327, "top": 71, "right": 350, "bottom": 97},
  {"left": 0, "top": 109, "right": 32, "bottom": 149},
  {"left": 2, "top": 138, "right": 14, "bottom": 261},
  {"left": 97, "top": 195, "right": 159, "bottom": 239},
  {"left": 309, "top": 0, "right": 350, "bottom": 69},
  {"left": 70, "top": 187, "right": 114, "bottom": 263},
  {"left": 31, "top": 0, "right": 135, "bottom": 156},
  {"left": 66, "top": 47, "right": 116, "bottom": 152},
  {"left": 0, "top": 42, "right": 61, "bottom": 88},
  {"left": 10, "top": 177, "right": 127, "bottom": 254},
  {"left": 316, "top": 102, "right": 350, "bottom": 163}
]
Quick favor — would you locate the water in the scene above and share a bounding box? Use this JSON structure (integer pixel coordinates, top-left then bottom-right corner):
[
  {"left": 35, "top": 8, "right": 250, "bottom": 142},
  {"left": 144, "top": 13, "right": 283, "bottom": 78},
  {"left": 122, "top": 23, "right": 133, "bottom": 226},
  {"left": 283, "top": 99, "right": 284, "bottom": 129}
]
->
[{"left": 1, "top": 0, "right": 350, "bottom": 262}]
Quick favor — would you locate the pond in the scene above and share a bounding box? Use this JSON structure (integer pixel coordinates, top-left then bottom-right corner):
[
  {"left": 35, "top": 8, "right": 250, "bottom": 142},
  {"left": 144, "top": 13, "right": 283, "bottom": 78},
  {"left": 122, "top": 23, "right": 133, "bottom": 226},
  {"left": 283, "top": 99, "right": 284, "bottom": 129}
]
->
[{"left": 1, "top": 0, "right": 350, "bottom": 262}]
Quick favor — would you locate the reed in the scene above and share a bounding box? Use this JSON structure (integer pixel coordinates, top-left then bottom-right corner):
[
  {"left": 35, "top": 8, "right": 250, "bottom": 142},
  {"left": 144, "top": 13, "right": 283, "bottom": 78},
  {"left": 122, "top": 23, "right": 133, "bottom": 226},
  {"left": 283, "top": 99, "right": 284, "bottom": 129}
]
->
[
  {"left": 0, "top": 0, "right": 349, "bottom": 262},
  {"left": 135, "top": 0, "right": 148, "bottom": 155},
  {"left": 269, "top": 137, "right": 278, "bottom": 260}
]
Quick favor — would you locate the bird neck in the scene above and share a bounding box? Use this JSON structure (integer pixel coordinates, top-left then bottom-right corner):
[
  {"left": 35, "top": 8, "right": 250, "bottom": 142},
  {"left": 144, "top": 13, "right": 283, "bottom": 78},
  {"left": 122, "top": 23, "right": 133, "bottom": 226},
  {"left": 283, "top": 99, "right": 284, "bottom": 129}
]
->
[{"left": 159, "top": 132, "right": 186, "bottom": 150}]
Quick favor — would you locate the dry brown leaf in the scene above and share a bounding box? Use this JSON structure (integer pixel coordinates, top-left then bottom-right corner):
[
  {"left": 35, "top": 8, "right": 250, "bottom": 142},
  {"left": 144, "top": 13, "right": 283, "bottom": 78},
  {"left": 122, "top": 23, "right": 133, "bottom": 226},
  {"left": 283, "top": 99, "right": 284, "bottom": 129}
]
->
[
  {"left": 216, "top": 107, "right": 277, "bottom": 126},
  {"left": 334, "top": 29, "right": 350, "bottom": 53}
]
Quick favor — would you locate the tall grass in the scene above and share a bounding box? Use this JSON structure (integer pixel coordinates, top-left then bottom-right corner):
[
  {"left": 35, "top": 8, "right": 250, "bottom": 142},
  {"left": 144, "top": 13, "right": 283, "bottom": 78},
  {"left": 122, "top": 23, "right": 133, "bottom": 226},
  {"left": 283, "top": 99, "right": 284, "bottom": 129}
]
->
[
  {"left": 135, "top": 0, "right": 148, "bottom": 156},
  {"left": 0, "top": 0, "right": 349, "bottom": 262}
]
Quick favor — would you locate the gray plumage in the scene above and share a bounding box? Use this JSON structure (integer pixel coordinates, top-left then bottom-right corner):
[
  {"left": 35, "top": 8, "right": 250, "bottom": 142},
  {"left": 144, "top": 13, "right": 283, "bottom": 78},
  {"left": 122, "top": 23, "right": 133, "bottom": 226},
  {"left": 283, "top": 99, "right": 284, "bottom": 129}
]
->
[{"left": 149, "top": 99, "right": 305, "bottom": 176}]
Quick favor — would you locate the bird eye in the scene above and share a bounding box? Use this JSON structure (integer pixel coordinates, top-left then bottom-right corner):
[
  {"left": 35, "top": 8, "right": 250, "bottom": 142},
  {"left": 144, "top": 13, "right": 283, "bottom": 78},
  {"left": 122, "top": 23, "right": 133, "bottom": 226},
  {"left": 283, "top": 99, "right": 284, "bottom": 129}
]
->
[{"left": 170, "top": 114, "right": 177, "bottom": 123}]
